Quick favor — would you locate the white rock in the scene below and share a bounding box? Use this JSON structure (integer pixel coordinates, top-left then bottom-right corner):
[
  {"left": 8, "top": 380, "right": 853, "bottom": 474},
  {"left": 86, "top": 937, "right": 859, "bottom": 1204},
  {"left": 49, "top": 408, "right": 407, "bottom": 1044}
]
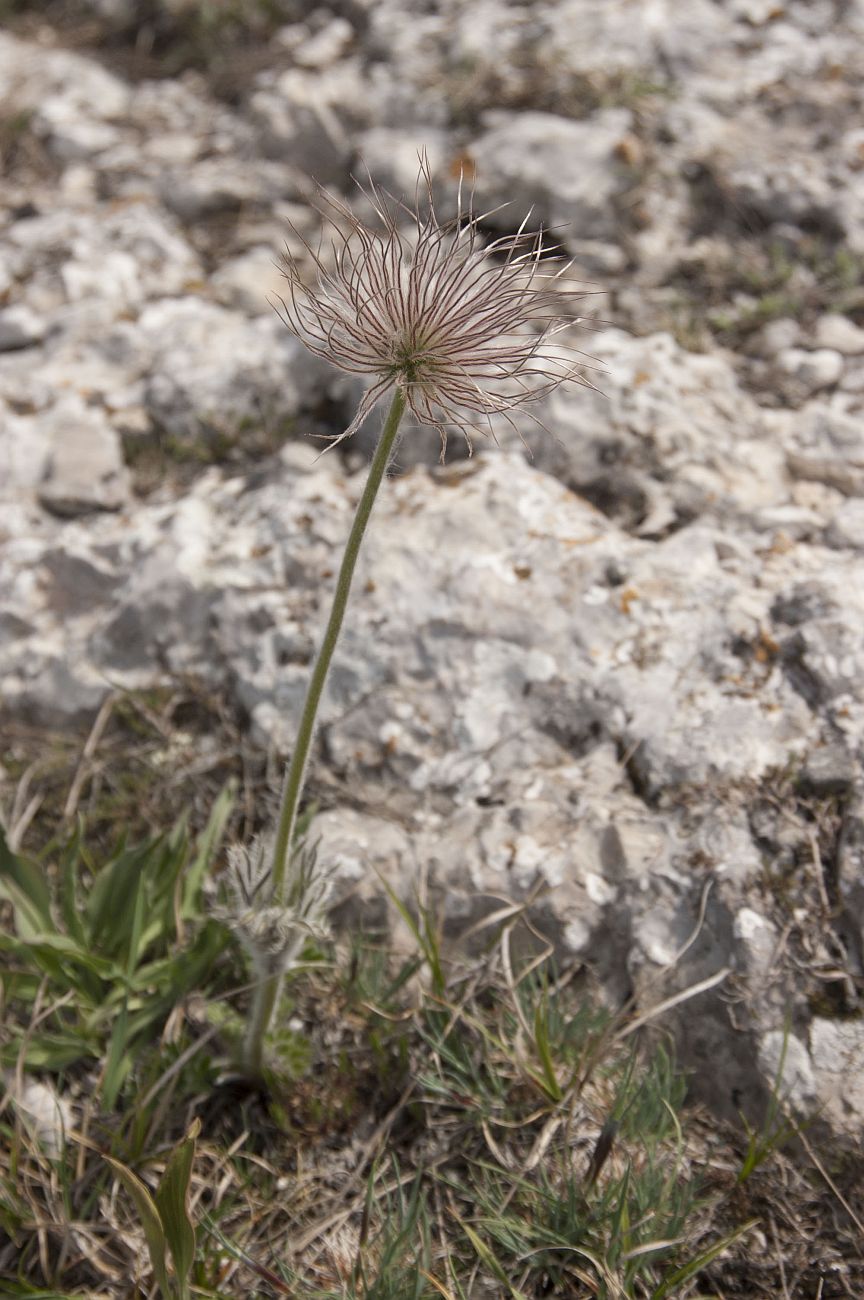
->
[
  {"left": 0, "top": 31, "right": 131, "bottom": 165},
  {"left": 827, "top": 499, "right": 864, "bottom": 550},
  {"left": 777, "top": 347, "right": 844, "bottom": 391},
  {"left": 293, "top": 17, "right": 355, "bottom": 69},
  {"left": 0, "top": 407, "right": 52, "bottom": 494},
  {"left": 757, "top": 1030, "right": 818, "bottom": 1111},
  {"left": 468, "top": 109, "right": 633, "bottom": 241},
  {"left": 810, "top": 1018, "right": 864, "bottom": 1131},
  {"left": 37, "top": 397, "right": 131, "bottom": 517},
  {"left": 353, "top": 126, "right": 452, "bottom": 201},
  {"left": 730, "top": 0, "right": 785, "bottom": 24},
  {"left": 212, "top": 247, "right": 285, "bottom": 314},
  {"left": 0, "top": 304, "right": 47, "bottom": 351},
  {"left": 3, "top": 1071, "right": 73, "bottom": 1157},
  {"left": 814, "top": 313, "right": 864, "bottom": 355},
  {"left": 248, "top": 67, "right": 356, "bottom": 184},
  {"left": 755, "top": 317, "right": 801, "bottom": 357},
  {"left": 136, "top": 297, "right": 327, "bottom": 441}
]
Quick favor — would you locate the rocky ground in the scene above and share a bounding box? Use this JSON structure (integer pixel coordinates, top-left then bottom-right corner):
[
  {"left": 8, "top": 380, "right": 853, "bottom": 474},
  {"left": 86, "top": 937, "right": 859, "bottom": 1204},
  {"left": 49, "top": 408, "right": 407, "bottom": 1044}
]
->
[{"left": 1, "top": 0, "right": 864, "bottom": 1202}]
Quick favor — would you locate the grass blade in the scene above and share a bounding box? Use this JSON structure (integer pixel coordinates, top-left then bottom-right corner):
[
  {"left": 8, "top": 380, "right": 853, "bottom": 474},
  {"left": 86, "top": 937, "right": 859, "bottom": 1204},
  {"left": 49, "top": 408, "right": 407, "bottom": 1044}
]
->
[
  {"left": 104, "top": 1155, "right": 173, "bottom": 1299},
  {"left": 154, "top": 1118, "right": 201, "bottom": 1299},
  {"left": 649, "top": 1219, "right": 759, "bottom": 1299}
]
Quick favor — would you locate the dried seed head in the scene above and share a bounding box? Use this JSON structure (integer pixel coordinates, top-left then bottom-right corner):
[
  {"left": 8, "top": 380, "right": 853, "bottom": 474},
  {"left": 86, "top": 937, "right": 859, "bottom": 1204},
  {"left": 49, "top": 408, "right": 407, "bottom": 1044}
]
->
[{"left": 273, "top": 159, "right": 590, "bottom": 454}]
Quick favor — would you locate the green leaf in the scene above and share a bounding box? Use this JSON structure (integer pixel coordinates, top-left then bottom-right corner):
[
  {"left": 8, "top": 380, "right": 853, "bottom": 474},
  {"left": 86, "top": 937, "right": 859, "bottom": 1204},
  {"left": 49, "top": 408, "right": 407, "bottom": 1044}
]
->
[
  {"left": 104, "top": 1155, "right": 173, "bottom": 1299},
  {"left": 101, "top": 1004, "right": 132, "bottom": 1109},
  {"left": 182, "top": 781, "right": 234, "bottom": 918},
  {"left": 0, "top": 932, "right": 116, "bottom": 992},
  {"left": 56, "top": 826, "right": 88, "bottom": 948},
  {"left": 608, "top": 1165, "right": 631, "bottom": 1266},
  {"left": 0, "top": 929, "right": 114, "bottom": 967},
  {"left": 0, "top": 828, "right": 54, "bottom": 938},
  {"left": 126, "top": 866, "right": 146, "bottom": 977},
  {"left": 87, "top": 839, "right": 174, "bottom": 958},
  {"left": 154, "top": 1118, "right": 200, "bottom": 1298},
  {"left": 376, "top": 871, "right": 446, "bottom": 997},
  {"left": 456, "top": 1214, "right": 526, "bottom": 1300},
  {"left": 533, "top": 999, "right": 563, "bottom": 1102},
  {"left": 0, "top": 1030, "right": 94, "bottom": 1071},
  {"left": 649, "top": 1219, "right": 760, "bottom": 1299}
]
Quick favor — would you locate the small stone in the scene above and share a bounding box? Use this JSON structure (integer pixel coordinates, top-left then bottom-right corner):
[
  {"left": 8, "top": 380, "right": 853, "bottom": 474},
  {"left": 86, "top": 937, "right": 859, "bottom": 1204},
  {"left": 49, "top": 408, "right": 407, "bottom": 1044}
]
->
[
  {"left": 814, "top": 313, "right": 864, "bottom": 355},
  {"left": 0, "top": 304, "right": 47, "bottom": 351},
  {"left": 293, "top": 17, "right": 354, "bottom": 69},
  {"left": 758, "top": 1031, "right": 817, "bottom": 1112},
  {"left": 755, "top": 317, "right": 800, "bottom": 357},
  {"left": 777, "top": 347, "right": 844, "bottom": 391},
  {"left": 566, "top": 240, "right": 628, "bottom": 275},
  {"left": 826, "top": 499, "right": 864, "bottom": 550},
  {"left": 37, "top": 398, "right": 130, "bottom": 517},
  {"left": 468, "top": 109, "right": 633, "bottom": 242},
  {"left": 799, "top": 743, "right": 857, "bottom": 797},
  {"left": 841, "top": 127, "right": 864, "bottom": 172},
  {"left": 248, "top": 69, "right": 352, "bottom": 184},
  {"left": 3, "top": 1071, "right": 72, "bottom": 1157},
  {"left": 211, "top": 247, "right": 285, "bottom": 314},
  {"left": 810, "top": 1018, "right": 864, "bottom": 1129},
  {"left": 839, "top": 361, "right": 864, "bottom": 393}
]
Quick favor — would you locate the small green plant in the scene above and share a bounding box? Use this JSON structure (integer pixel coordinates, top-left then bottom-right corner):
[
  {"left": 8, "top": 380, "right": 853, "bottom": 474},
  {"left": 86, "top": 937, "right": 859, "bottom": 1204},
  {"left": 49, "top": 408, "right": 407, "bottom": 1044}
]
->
[{"left": 0, "top": 787, "right": 233, "bottom": 1105}]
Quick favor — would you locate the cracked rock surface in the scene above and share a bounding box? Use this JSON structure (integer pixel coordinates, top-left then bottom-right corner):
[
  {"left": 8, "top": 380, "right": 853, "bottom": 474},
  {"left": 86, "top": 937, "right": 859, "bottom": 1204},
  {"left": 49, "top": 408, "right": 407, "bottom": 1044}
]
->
[{"left": 2, "top": 0, "right": 864, "bottom": 1137}]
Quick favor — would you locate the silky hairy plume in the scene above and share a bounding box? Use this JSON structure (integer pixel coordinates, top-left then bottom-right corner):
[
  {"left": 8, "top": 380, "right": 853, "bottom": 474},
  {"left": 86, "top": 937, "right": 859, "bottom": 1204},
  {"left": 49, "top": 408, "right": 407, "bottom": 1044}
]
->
[{"left": 273, "top": 162, "right": 589, "bottom": 454}]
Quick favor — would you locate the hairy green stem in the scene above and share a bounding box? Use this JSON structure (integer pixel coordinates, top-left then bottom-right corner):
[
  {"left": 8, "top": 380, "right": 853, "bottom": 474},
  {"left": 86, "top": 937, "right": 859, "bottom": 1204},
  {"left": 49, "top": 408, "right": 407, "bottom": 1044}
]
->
[{"left": 243, "top": 387, "right": 406, "bottom": 1075}]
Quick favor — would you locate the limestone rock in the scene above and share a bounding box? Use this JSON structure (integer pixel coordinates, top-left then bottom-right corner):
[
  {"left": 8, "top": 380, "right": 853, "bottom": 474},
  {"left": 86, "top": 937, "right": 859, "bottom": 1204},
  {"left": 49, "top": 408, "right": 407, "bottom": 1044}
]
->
[
  {"left": 0, "top": 304, "right": 47, "bottom": 352},
  {"left": 136, "top": 298, "right": 327, "bottom": 444},
  {"left": 36, "top": 397, "right": 131, "bottom": 517},
  {"left": 468, "top": 110, "right": 633, "bottom": 241}
]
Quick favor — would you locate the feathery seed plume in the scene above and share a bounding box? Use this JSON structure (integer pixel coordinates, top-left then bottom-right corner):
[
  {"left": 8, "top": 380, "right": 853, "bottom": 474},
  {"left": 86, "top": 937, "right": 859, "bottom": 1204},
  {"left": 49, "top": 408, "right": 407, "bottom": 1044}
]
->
[{"left": 273, "top": 161, "right": 588, "bottom": 455}]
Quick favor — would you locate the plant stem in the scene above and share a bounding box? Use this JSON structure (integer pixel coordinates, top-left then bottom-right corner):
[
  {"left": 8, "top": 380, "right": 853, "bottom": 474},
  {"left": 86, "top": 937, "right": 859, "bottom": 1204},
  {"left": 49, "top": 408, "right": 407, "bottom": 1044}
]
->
[
  {"left": 270, "top": 386, "right": 406, "bottom": 899},
  {"left": 243, "top": 387, "right": 406, "bottom": 1075}
]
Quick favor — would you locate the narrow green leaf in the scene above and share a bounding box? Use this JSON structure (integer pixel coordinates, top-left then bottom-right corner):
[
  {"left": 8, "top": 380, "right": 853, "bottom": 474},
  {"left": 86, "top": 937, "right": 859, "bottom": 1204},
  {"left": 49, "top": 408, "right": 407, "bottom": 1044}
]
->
[
  {"left": 453, "top": 1209, "right": 526, "bottom": 1300},
  {"left": 126, "top": 868, "right": 146, "bottom": 977},
  {"left": 57, "top": 826, "right": 88, "bottom": 948},
  {"left": 87, "top": 840, "right": 167, "bottom": 957},
  {"left": 104, "top": 1155, "right": 173, "bottom": 1299},
  {"left": 1, "top": 930, "right": 115, "bottom": 972},
  {"left": 649, "top": 1219, "right": 760, "bottom": 1299},
  {"left": 0, "top": 1030, "right": 94, "bottom": 1071},
  {"left": 375, "top": 871, "right": 446, "bottom": 996},
  {"left": 182, "top": 782, "right": 235, "bottom": 917},
  {"left": 608, "top": 1165, "right": 631, "bottom": 1265},
  {"left": 102, "top": 1004, "right": 132, "bottom": 1109},
  {"left": 0, "top": 829, "right": 54, "bottom": 938},
  {"left": 532, "top": 1001, "right": 563, "bottom": 1102},
  {"left": 0, "top": 937, "right": 85, "bottom": 991},
  {"left": 154, "top": 1118, "right": 200, "bottom": 1297}
]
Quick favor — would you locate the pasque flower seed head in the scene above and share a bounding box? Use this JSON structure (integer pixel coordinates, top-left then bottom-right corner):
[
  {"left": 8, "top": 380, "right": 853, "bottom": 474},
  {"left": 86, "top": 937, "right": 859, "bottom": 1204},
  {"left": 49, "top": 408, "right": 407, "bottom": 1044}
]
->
[{"left": 273, "top": 160, "right": 588, "bottom": 454}]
